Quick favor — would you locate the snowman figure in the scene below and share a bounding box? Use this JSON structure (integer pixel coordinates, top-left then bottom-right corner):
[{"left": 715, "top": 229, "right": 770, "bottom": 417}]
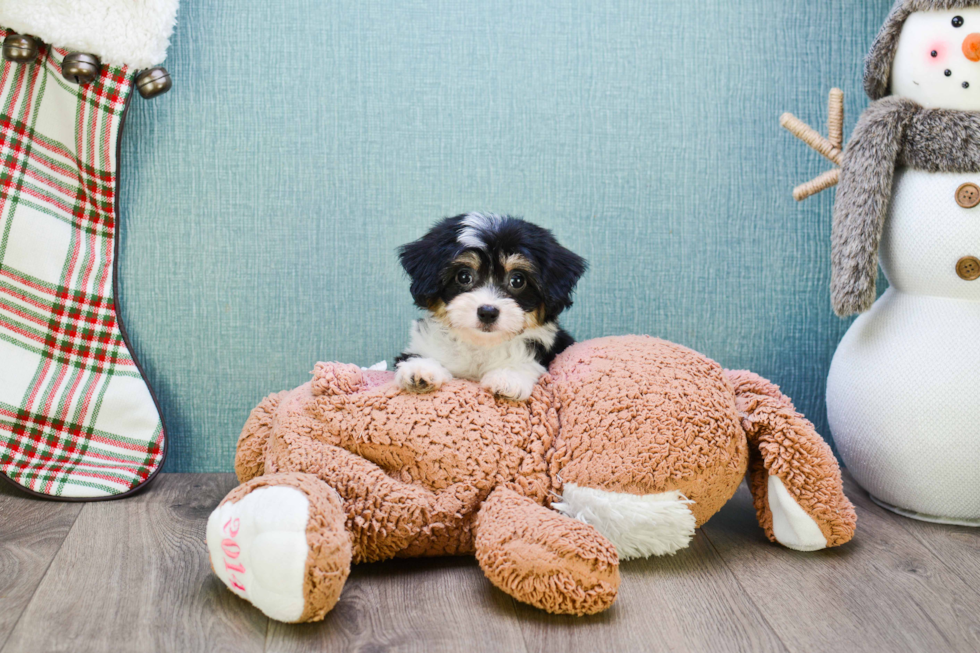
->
[{"left": 799, "top": 0, "right": 980, "bottom": 525}]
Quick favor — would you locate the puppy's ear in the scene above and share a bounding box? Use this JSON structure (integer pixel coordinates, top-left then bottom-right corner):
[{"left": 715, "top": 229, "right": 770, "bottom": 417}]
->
[
  {"left": 398, "top": 216, "right": 464, "bottom": 308},
  {"left": 540, "top": 242, "right": 588, "bottom": 321}
]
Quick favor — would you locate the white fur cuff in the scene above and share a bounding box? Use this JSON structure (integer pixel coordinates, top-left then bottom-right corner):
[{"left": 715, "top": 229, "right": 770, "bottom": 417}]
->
[{"left": 0, "top": 0, "right": 179, "bottom": 68}]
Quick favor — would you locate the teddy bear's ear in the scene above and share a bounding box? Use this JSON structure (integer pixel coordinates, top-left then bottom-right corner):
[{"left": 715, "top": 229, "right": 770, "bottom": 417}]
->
[{"left": 311, "top": 362, "right": 364, "bottom": 397}]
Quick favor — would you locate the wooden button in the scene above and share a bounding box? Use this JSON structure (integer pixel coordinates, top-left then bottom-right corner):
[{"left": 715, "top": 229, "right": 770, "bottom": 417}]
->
[
  {"left": 956, "top": 183, "right": 980, "bottom": 209},
  {"left": 957, "top": 256, "right": 980, "bottom": 281}
]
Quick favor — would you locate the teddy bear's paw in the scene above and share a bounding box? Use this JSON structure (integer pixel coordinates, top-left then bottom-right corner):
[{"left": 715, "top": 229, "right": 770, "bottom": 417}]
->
[
  {"left": 207, "top": 486, "right": 313, "bottom": 622},
  {"left": 480, "top": 367, "right": 539, "bottom": 402},
  {"left": 767, "top": 476, "right": 828, "bottom": 552},
  {"left": 395, "top": 357, "right": 453, "bottom": 393}
]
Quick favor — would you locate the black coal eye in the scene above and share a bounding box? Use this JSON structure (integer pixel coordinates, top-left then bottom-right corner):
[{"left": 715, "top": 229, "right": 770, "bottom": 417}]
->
[
  {"left": 508, "top": 272, "right": 526, "bottom": 291},
  {"left": 456, "top": 268, "right": 475, "bottom": 286},
  {"left": 954, "top": 16, "right": 965, "bottom": 28},
  {"left": 946, "top": 69, "right": 953, "bottom": 76},
  {"left": 965, "top": 81, "right": 972, "bottom": 89},
  {"left": 932, "top": 50, "right": 939, "bottom": 57}
]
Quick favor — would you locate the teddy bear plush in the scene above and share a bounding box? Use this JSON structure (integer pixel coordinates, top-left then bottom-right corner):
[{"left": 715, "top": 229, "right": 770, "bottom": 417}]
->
[{"left": 206, "top": 336, "right": 856, "bottom": 623}]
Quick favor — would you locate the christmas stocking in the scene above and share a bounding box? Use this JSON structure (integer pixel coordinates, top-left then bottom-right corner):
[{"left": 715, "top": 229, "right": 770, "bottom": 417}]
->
[{"left": 0, "top": 1, "right": 178, "bottom": 499}]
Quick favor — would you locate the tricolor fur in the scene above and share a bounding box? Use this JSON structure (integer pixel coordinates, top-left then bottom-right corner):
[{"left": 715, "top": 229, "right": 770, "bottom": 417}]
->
[{"left": 395, "top": 213, "right": 587, "bottom": 401}]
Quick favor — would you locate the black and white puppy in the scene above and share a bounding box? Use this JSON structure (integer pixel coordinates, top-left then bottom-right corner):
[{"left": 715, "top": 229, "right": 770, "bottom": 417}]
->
[{"left": 395, "top": 213, "right": 588, "bottom": 401}]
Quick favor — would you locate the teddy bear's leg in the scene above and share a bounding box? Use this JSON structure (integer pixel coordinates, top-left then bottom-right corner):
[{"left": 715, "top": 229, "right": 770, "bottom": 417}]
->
[
  {"left": 235, "top": 390, "right": 288, "bottom": 483},
  {"left": 206, "top": 472, "right": 351, "bottom": 623},
  {"left": 278, "top": 442, "right": 480, "bottom": 561},
  {"left": 727, "top": 370, "right": 857, "bottom": 551},
  {"left": 474, "top": 486, "right": 620, "bottom": 616}
]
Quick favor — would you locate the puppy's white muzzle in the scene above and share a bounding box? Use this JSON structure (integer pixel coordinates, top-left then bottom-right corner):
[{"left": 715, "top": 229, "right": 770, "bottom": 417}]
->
[{"left": 446, "top": 287, "right": 525, "bottom": 346}]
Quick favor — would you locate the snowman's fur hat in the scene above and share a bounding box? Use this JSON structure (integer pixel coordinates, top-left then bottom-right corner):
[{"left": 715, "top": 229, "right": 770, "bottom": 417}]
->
[{"left": 866, "top": 0, "right": 980, "bottom": 100}]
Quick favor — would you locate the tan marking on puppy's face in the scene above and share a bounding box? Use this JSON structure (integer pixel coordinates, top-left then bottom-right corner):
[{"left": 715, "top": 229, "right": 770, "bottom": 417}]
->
[
  {"left": 501, "top": 253, "right": 535, "bottom": 274},
  {"left": 453, "top": 251, "right": 482, "bottom": 271},
  {"left": 523, "top": 304, "right": 546, "bottom": 330},
  {"left": 427, "top": 298, "right": 448, "bottom": 322}
]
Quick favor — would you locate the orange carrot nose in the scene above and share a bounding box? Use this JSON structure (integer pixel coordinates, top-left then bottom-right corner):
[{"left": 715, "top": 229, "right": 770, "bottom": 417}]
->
[{"left": 964, "top": 33, "right": 980, "bottom": 62}]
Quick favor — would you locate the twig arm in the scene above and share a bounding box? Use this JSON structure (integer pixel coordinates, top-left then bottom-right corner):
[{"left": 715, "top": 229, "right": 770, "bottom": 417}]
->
[
  {"left": 828, "top": 88, "right": 844, "bottom": 149},
  {"left": 780, "top": 113, "right": 843, "bottom": 165},
  {"left": 780, "top": 88, "right": 846, "bottom": 202},
  {"left": 793, "top": 168, "right": 840, "bottom": 202}
]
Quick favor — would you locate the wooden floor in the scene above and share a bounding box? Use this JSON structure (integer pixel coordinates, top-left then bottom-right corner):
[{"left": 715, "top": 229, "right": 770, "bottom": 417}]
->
[{"left": 1, "top": 473, "right": 979, "bottom": 653}]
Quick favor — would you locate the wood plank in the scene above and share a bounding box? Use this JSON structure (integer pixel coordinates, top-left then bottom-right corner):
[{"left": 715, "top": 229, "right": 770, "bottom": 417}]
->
[
  {"left": 0, "top": 480, "right": 83, "bottom": 651},
  {"left": 512, "top": 530, "right": 787, "bottom": 653},
  {"left": 863, "top": 480, "right": 980, "bottom": 599},
  {"left": 701, "top": 476, "right": 980, "bottom": 653},
  {"left": 1, "top": 474, "right": 268, "bottom": 653},
  {"left": 266, "top": 556, "right": 529, "bottom": 653}
]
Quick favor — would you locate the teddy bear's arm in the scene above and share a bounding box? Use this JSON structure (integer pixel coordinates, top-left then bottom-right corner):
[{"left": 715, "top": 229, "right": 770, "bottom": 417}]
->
[
  {"left": 726, "top": 370, "right": 857, "bottom": 549},
  {"left": 474, "top": 486, "right": 620, "bottom": 616}
]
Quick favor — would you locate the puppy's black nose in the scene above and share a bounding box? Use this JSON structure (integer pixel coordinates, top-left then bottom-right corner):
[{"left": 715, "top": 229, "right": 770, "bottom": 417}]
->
[{"left": 477, "top": 305, "right": 500, "bottom": 325}]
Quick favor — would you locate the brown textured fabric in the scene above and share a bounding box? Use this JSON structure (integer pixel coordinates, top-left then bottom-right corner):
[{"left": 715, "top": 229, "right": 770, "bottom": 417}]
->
[
  {"left": 220, "top": 472, "right": 352, "bottom": 622},
  {"left": 261, "top": 363, "right": 558, "bottom": 561},
  {"left": 548, "top": 336, "right": 748, "bottom": 526},
  {"left": 727, "top": 371, "right": 857, "bottom": 547},
  {"left": 234, "top": 390, "right": 286, "bottom": 483},
  {"left": 475, "top": 486, "right": 619, "bottom": 615},
  {"left": 221, "top": 336, "right": 856, "bottom": 621}
]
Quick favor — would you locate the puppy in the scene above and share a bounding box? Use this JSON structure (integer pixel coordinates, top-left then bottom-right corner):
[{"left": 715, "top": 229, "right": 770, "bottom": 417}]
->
[{"left": 395, "top": 213, "right": 587, "bottom": 401}]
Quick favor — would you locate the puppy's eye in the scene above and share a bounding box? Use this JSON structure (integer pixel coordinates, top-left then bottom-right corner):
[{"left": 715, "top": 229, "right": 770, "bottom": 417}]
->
[
  {"left": 508, "top": 272, "right": 527, "bottom": 291},
  {"left": 954, "top": 16, "right": 965, "bottom": 28},
  {"left": 456, "top": 268, "right": 475, "bottom": 287}
]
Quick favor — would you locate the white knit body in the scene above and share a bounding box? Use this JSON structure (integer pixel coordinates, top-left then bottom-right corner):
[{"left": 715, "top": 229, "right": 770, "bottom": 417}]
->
[{"left": 828, "top": 169, "right": 980, "bottom": 524}]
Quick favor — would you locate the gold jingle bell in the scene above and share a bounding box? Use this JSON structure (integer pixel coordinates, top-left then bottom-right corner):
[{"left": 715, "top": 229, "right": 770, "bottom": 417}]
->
[
  {"left": 2, "top": 33, "right": 40, "bottom": 63},
  {"left": 62, "top": 52, "right": 101, "bottom": 84},
  {"left": 136, "top": 67, "right": 172, "bottom": 99}
]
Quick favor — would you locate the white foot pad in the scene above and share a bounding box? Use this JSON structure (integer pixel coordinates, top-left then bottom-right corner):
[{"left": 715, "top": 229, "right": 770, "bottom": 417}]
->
[
  {"left": 207, "top": 486, "right": 311, "bottom": 622},
  {"left": 767, "top": 476, "right": 828, "bottom": 552}
]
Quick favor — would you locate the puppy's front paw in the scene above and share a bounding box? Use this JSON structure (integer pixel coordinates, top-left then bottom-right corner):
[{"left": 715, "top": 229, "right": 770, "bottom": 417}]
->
[
  {"left": 481, "top": 368, "right": 539, "bottom": 402},
  {"left": 396, "top": 358, "right": 452, "bottom": 394}
]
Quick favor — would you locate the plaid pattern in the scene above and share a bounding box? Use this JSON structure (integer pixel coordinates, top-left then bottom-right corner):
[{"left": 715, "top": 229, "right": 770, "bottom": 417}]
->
[{"left": 0, "top": 29, "right": 165, "bottom": 498}]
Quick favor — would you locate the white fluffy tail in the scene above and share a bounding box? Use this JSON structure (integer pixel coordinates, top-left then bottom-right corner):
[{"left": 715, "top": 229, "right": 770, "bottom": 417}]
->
[{"left": 552, "top": 484, "right": 696, "bottom": 560}]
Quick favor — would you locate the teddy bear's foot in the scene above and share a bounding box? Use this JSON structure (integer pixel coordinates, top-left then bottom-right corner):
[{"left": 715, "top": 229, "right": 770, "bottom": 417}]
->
[
  {"left": 206, "top": 473, "right": 352, "bottom": 623},
  {"left": 475, "top": 486, "right": 620, "bottom": 616},
  {"left": 767, "top": 476, "right": 827, "bottom": 552},
  {"left": 727, "top": 369, "right": 857, "bottom": 549}
]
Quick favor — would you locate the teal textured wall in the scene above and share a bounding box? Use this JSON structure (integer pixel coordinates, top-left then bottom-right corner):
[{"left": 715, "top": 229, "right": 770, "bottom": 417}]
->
[{"left": 118, "top": 0, "right": 892, "bottom": 472}]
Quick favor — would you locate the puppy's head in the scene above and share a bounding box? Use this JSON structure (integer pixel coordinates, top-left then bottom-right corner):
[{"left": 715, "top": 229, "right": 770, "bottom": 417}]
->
[{"left": 398, "top": 213, "right": 588, "bottom": 347}]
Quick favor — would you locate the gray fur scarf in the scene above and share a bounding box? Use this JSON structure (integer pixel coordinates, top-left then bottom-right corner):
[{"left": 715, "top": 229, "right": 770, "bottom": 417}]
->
[{"left": 833, "top": 97, "right": 980, "bottom": 316}]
